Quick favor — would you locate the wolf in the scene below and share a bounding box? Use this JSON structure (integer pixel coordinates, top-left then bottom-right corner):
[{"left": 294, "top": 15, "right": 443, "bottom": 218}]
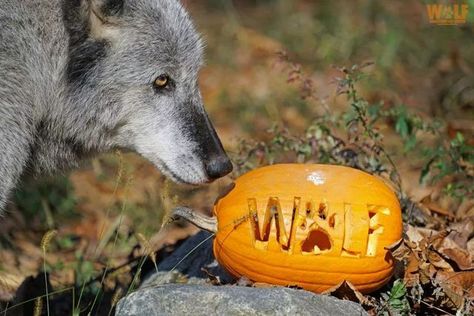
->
[{"left": 0, "top": 0, "right": 233, "bottom": 213}]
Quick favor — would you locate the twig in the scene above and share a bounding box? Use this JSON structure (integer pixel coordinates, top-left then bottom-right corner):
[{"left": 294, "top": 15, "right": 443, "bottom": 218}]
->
[
  {"left": 406, "top": 295, "right": 455, "bottom": 316},
  {"left": 168, "top": 207, "right": 218, "bottom": 233}
]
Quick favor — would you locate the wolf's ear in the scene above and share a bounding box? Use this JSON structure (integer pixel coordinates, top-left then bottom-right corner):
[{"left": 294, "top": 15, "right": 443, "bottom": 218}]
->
[{"left": 85, "top": 0, "right": 124, "bottom": 40}]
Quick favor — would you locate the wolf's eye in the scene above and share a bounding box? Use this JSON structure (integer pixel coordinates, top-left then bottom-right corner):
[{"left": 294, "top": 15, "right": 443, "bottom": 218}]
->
[{"left": 153, "top": 74, "right": 170, "bottom": 90}]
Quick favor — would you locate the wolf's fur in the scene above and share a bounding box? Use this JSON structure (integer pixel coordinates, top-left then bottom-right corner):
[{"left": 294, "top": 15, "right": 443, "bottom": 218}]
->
[{"left": 0, "top": 0, "right": 232, "bottom": 213}]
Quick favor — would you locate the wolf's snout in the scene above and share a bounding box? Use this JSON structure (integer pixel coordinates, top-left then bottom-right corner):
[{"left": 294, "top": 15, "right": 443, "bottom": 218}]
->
[{"left": 205, "top": 156, "right": 233, "bottom": 180}]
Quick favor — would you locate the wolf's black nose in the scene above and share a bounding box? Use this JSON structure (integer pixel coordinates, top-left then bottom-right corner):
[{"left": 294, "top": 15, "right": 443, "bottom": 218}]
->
[{"left": 205, "top": 156, "right": 233, "bottom": 180}]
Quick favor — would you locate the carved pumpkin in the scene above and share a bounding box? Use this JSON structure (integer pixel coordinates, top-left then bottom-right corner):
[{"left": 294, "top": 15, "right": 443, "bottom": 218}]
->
[{"left": 212, "top": 164, "right": 402, "bottom": 294}]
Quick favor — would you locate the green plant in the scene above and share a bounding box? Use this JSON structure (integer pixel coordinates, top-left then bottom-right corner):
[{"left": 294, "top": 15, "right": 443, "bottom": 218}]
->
[
  {"left": 379, "top": 280, "right": 411, "bottom": 316},
  {"left": 232, "top": 54, "right": 473, "bottom": 315},
  {"left": 421, "top": 132, "right": 474, "bottom": 199},
  {"left": 14, "top": 176, "right": 77, "bottom": 228},
  {"left": 375, "top": 105, "right": 441, "bottom": 152},
  {"left": 234, "top": 62, "right": 403, "bottom": 193}
]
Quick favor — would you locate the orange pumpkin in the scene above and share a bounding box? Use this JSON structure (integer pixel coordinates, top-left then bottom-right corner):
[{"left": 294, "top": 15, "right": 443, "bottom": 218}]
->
[{"left": 213, "top": 164, "right": 402, "bottom": 294}]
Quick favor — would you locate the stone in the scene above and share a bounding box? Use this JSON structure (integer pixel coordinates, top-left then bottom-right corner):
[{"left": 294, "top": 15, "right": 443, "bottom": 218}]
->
[
  {"left": 116, "top": 284, "right": 368, "bottom": 316},
  {"left": 119, "top": 230, "right": 368, "bottom": 315}
]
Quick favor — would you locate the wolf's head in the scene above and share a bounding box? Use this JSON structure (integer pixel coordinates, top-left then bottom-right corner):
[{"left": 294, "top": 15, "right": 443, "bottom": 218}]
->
[{"left": 63, "top": 0, "right": 232, "bottom": 184}]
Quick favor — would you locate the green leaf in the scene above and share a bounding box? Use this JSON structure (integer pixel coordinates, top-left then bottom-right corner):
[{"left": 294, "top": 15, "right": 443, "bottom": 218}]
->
[
  {"left": 390, "top": 280, "right": 407, "bottom": 299},
  {"left": 419, "top": 158, "right": 434, "bottom": 184},
  {"left": 451, "top": 132, "right": 465, "bottom": 147},
  {"left": 395, "top": 115, "right": 409, "bottom": 138},
  {"left": 404, "top": 134, "right": 417, "bottom": 151}
]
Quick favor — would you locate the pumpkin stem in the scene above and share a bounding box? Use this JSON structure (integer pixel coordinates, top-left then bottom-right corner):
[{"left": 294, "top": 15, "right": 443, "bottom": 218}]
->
[{"left": 169, "top": 207, "right": 218, "bottom": 233}]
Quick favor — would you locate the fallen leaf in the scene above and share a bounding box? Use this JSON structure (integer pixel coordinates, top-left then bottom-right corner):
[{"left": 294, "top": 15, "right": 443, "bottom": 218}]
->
[
  {"left": 439, "top": 248, "right": 474, "bottom": 271},
  {"left": 436, "top": 270, "right": 474, "bottom": 309},
  {"left": 404, "top": 253, "right": 422, "bottom": 287},
  {"left": 440, "top": 235, "right": 463, "bottom": 250},
  {"left": 201, "top": 267, "right": 222, "bottom": 286},
  {"left": 457, "top": 201, "right": 474, "bottom": 218},
  {"left": 427, "top": 250, "right": 454, "bottom": 271},
  {"left": 420, "top": 195, "right": 454, "bottom": 218},
  {"left": 385, "top": 238, "right": 411, "bottom": 260},
  {"left": 236, "top": 276, "right": 253, "bottom": 287},
  {"left": 447, "top": 218, "right": 474, "bottom": 249},
  {"left": 322, "top": 280, "right": 373, "bottom": 307},
  {"left": 405, "top": 253, "right": 420, "bottom": 274},
  {"left": 428, "top": 230, "right": 450, "bottom": 249},
  {"left": 467, "top": 238, "right": 474, "bottom": 258},
  {"left": 0, "top": 273, "right": 23, "bottom": 301},
  {"left": 405, "top": 225, "right": 434, "bottom": 245},
  {"left": 419, "top": 262, "right": 437, "bottom": 285}
]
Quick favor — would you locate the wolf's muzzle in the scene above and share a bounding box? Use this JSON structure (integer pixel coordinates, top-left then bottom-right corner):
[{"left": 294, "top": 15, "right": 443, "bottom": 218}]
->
[
  {"left": 205, "top": 155, "right": 233, "bottom": 180},
  {"left": 191, "top": 102, "right": 233, "bottom": 181}
]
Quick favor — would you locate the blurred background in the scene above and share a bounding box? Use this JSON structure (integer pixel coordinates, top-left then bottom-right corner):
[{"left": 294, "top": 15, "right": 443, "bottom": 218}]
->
[{"left": 1, "top": 0, "right": 473, "bottom": 314}]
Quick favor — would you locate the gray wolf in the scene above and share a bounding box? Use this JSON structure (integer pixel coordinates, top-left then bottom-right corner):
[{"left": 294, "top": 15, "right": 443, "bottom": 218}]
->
[{"left": 0, "top": 0, "right": 233, "bottom": 213}]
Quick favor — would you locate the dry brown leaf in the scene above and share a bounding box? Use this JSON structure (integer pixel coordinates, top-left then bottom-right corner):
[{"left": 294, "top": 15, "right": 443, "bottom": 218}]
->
[
  {"left": 457, "top": 201, "right": 474, "bottom": 218},
  {"left": 427, "top": 250, "right": 454, "bottom": 271},
  {"left": 404, "top": 272, "right": 420, "bottom": 288},
  {"left": 0, "top": 273, "right": 23, "bottom": 301},
  {"left": 236, "top": 276, "right": 253, "bottom": 287},
  {"left": 385, "top": 238, "right": 411, "bottom": 260},
  {"left": 440, "top": 235, "right": 464, "bottom": 251},
  {"left": 420, "top": 195, "right": 454, "bottom": 218},
  {"left": 436, "top": 271, "right": 474, "bottom": 309},
  {"left": 447, "top": 218, "right": 474, "bottom": 249},
  {"left": 419, "top": 262, "right": 436, "bottom": 285},
  {"left": 429, "top": 230, "right": 450, "bottom": 249},
  {"left": 405, "top": 225, "right": 435, "bottom": 246},
  {"left": 322, "top": 280, "right": 373, "bottom": 307},
  {"left": 405, "top": 253, "right": 420, "bottom": 274},
  {"left": 467, "top": 238, "right": 474, "bottom": 258},
  {"left": 439, "top": 248, "right": 474, "bottom": 271},
  {"left": 404, "top": 253, "right": 422, "bottom": 287}
]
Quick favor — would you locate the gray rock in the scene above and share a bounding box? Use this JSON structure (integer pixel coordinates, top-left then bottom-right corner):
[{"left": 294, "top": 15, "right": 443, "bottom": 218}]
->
[
  {"left": 140, "top": 270, "right": 210, "bottom": 288},
  {"left": 115, "top": 284, "right": 368, "bottom": 316}
]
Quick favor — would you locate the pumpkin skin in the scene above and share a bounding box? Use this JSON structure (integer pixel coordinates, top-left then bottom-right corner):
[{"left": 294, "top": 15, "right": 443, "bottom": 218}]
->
[{"left": 213, "top": 164, "right": 402, "bottom": 294}]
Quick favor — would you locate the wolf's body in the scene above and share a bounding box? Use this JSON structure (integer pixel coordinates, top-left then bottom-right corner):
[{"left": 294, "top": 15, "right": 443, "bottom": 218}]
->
[{"left": 0, "top": 0, "right": 232, "bottom": 213}]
